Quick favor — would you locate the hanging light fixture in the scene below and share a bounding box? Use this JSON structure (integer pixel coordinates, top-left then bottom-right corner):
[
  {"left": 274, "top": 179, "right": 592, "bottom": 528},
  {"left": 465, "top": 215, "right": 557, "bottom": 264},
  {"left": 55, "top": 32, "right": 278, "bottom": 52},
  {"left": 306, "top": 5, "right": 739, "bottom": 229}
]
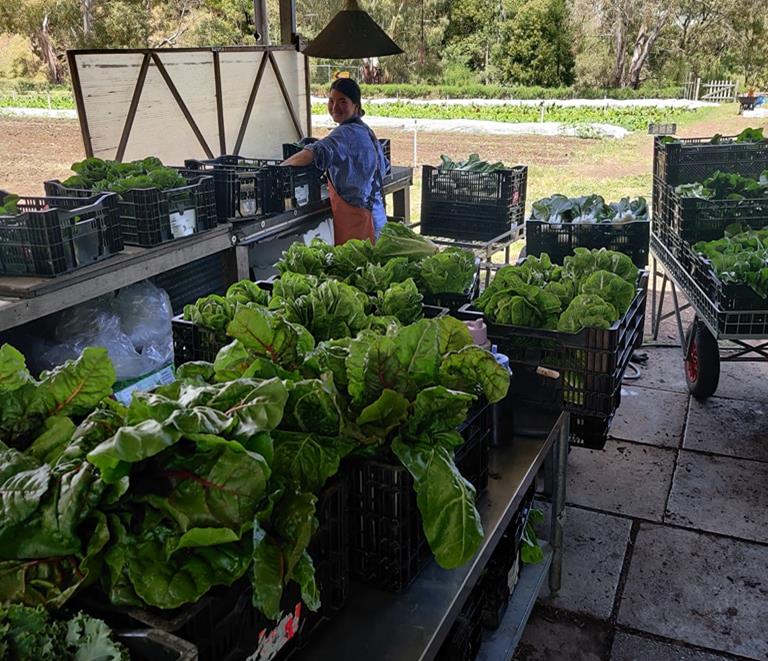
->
[{"left": 302, "top": 0, "right": 404, "bottom": 59}]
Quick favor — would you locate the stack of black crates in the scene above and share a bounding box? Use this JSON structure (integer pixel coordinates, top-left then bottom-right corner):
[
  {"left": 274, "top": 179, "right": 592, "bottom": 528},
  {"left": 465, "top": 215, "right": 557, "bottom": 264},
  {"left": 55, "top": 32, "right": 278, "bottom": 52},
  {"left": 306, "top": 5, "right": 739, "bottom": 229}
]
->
[{"left": 652, "top": 135, "right": 768, "bottom": 335}]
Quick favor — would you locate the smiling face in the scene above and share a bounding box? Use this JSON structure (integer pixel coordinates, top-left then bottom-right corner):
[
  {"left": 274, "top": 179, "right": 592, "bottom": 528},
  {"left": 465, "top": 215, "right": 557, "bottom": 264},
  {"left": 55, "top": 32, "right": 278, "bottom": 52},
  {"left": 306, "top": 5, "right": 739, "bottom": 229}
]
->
[{"left": 328, "top": 88, "right": 359, "bottom": 124}]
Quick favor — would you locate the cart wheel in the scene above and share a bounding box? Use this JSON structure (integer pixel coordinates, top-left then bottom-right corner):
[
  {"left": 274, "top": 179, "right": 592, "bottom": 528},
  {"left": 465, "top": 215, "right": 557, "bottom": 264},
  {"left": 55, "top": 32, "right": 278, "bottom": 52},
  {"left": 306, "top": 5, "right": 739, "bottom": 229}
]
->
[{"left": 683, "top": 321, "right": 720, "bottom": 399}]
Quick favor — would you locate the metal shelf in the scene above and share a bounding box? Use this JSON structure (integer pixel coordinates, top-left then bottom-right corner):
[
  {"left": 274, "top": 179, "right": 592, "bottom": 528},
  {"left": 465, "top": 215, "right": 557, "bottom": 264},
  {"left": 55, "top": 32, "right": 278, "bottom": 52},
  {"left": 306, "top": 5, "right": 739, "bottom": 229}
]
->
[
  {"left": 297, "top": 410, "right": 567, "bottom": 661},
  {"left": 477, "top": 545, "right": 553, "bottom": 661}
]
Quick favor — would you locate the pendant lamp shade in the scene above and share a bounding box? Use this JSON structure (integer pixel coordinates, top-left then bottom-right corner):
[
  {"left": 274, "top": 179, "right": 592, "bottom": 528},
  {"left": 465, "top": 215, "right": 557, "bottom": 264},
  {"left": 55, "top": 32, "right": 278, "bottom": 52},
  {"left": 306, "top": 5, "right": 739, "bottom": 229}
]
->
[{"left": 302, "top": 0, "right": 404, "bottom": 59}]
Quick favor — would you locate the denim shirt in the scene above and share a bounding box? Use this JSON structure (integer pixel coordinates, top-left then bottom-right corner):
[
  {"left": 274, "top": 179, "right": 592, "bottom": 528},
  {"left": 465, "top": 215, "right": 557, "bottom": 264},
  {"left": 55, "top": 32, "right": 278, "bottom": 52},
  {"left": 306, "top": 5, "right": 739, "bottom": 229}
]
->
[{"left": 305, "top": 117, "right": 389, "bottom": 236}]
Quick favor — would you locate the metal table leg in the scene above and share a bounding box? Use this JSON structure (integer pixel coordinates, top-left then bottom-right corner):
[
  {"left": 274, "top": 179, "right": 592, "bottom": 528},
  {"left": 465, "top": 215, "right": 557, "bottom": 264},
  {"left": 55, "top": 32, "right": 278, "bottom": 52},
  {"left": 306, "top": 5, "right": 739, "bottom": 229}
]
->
[
  {"left": 392, "top": 186, "right": 411, "bottom": 222},
  {"left": 549, "top": 412, "right": 569, "bottom": 593}
]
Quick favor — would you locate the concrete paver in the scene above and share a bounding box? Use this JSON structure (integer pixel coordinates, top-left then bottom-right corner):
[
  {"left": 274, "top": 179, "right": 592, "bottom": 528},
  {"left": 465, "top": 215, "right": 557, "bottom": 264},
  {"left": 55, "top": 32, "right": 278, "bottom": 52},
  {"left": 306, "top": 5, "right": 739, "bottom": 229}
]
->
[
  {"left": 630, "top": 347, "right": 689, "bottom": 394},
  {"left": 685, "top": 396, "right": 768, "bottom": 463},
  {"left": 609, "top": 385, "right": 687, "bottom": 448},
  {"left": 665, "top": 451, "right": 768, "bottom": 544},
  {"left": 567, "top": 440, "right": 676, "bottom": 521},
  {"left": 617, "top": 524, "right": 768, "bottom": 660},
  {"left": 537, "top": 505, "right": 632, "bottom": 619},
  {"left": 610, "top": 632, "right": 738, "bottom": 661},
  {"left": 715, "top": 358, "right": 768, "bottom": 403},
  {"left": 514, "top": 609, "right": 609, "bottom": 661}
]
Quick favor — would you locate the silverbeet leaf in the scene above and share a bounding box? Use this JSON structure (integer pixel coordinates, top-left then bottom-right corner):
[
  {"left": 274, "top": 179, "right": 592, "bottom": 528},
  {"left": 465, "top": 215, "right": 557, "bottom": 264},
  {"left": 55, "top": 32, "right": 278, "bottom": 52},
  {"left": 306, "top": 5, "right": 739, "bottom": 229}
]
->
[{"left": 392, "top": 437, "right": 483, "bottom": 569}]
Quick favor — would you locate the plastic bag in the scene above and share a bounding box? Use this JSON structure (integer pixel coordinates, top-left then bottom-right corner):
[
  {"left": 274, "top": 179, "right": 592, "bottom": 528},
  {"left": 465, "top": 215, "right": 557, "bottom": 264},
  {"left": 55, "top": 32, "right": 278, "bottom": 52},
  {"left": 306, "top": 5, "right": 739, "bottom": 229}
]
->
[{"left": 38, "top": 280, "right": 173, "bottom": 381}]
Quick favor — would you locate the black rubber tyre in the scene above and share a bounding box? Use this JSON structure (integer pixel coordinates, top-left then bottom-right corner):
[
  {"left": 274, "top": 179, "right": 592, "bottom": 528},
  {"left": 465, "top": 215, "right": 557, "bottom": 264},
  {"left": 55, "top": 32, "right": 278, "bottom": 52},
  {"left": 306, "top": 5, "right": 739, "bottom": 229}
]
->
[{"left": 683, "top": 321, "right": 720, "bottom": 399}]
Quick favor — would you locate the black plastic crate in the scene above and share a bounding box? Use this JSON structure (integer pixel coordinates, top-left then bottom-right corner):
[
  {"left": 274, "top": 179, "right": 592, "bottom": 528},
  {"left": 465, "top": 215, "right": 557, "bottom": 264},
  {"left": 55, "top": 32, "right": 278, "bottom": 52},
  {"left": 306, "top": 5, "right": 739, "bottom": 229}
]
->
[
  {"left": 480, "top": 484, "right": 535, "bottom": 629},
  {"left": 654, "top": 179, "right": 768, "bottom": 250},
  {"left": 183, "top": 156, "right": 283, "bottom": 223},
  {"left": 651, "top": 234, "right": 768, "bottom": 337},
  {"left": 436, "top": 581, "right": 484, "bottom": 661},
  {"left": 283, "top": 139, "right": 391, "bottom": 168},
  {"left": 270, "top": 165, "right": 324, "bottom": 210},
  {"left": 116, "top": 629, "right": 198, "bottom": 661},
  {"left": 525, "top": 219, "right": 650, "bottom": 268},
  {"left": 0, "top": 193, "right": 123, "bottom": 276},
  {"left": 300, "top": 476, "right": 350, "bottom": 647},
  {"left": 172, "top": 314, "right": 229, "bottom": 366},
  {"left": 653, "top": 135, "right": 768, "bottom": 187},
  {"left": 348, "top": 401, "right": 490, "bottom": 593},
  {"left": 348, "top": 456, "right": 428, "bottom": 593},
  {"left": 44, "top": 175, "right": 217, "bottom": 247},
  {"left": 455, "top": 400, "right": 492, "bottom": 495},
  {"left": 691, "top": 257, "right": 768, "bottom": 312},
  {"left": 570, "top": 409, "right": 616, "bottom": 450},
  {"left": 457, "top": 274, "right": 647, "bottom": 417},
  {"left": 420, "top": 164, "right": 528, "bottom": 242},
  {"left": 422, "top": 257, "right": 482, "bottom": 311}
]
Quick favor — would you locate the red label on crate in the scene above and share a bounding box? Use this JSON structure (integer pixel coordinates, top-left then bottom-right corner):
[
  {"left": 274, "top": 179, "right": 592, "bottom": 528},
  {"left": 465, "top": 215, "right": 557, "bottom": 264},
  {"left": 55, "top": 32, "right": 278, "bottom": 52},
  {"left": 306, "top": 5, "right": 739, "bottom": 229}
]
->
[{"left": 249, "top": 603, "right": 302, "bottom": 661}]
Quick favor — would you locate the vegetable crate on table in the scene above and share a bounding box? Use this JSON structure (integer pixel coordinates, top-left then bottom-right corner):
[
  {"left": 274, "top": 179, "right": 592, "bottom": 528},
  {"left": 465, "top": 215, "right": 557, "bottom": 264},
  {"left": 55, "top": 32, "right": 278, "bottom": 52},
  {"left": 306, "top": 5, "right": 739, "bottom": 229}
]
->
[
  {"left": 172, "top": 314, "right": 228, "bottom": 366},
  {"left": 348, "top": 400, "right": 493, "bottom": 592},
  {"left": 182, "top": 156, "right": 283, "bottom": 223},
  {"left": 44, "top": 174, "right": 217, "bottom": 247},
  {"left": 421, "top": 257, "right": 482, "bottom": 312},
  {"left": 420, "top": 165, "right": 528, "bottom": 242},
  {"left": 283, "top": 139, "right": 391, "bottom": 167},
  {"left": 116, "top": 629, "right": 198, "bottom": 661},
  {"left": 459, "top": 273, "right": 646, "bottom": 418},
  {"left": 172, "top": 303, "right": 449, "bottom": 367},
  {"left": 525, "top": 220, "right": 650, "bottom": 269},
  {"left": 0, "top": 193, "right": 123, "bottom": 276},
  {"left": 76, "top": 481, "right": 348, "bottom": 661}
]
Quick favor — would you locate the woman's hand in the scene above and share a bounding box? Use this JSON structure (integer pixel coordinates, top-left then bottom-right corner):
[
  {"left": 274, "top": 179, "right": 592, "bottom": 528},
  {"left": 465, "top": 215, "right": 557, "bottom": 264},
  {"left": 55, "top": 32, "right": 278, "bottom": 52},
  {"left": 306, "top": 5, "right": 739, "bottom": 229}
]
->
[{"left": 280, "top": 149, "right": 315, "bottom": 167}]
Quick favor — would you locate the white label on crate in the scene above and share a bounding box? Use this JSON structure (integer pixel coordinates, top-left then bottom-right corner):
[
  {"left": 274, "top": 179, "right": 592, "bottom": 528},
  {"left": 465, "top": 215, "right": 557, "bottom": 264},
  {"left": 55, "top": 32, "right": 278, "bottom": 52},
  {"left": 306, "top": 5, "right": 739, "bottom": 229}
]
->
[
  {"left": 113, "top": 365, "right": 175, "bottom": 406},
  {"left": 507, "top": 554, "right": 520, "bottom": 591},
  {"left": 240, "top": 197, "right": 257, "bottom": 216},
  {"left": 169, "top": 209, "right": 196, "bottom": 238},
  {"left": 295, "top": 184, "right": 310, "bottom": 207},
  {"left": 247, "top": 602, "right": 302, "bottom": 661}
]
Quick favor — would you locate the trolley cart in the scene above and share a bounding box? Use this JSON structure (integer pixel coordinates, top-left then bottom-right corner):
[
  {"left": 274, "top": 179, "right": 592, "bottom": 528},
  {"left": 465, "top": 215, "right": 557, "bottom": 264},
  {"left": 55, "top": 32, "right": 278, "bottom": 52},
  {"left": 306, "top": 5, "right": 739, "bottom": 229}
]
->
[{"left": 649, "top": 233, "right": 768, "bottom": 399}]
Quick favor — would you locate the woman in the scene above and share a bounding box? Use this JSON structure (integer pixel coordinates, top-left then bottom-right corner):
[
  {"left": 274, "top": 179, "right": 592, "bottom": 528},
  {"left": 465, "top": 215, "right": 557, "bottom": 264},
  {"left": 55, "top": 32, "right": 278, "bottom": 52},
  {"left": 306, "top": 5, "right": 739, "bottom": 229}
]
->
[{"left": 281, "top": 78, "right": 389, "bottom": 245}]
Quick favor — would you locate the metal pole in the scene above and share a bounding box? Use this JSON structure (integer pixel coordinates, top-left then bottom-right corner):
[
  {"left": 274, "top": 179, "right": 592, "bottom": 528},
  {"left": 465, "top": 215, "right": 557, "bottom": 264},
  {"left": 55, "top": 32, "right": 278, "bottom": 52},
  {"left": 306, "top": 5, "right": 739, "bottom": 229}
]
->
[
  {"left": 253, "top": 0, "right": 269, "bottom": 44},
  {"left": 549, "top": 412, "right": 569, "bottom": 593},
  {"left": 279, "top": 0, "right": 297, "bottom": 45}
]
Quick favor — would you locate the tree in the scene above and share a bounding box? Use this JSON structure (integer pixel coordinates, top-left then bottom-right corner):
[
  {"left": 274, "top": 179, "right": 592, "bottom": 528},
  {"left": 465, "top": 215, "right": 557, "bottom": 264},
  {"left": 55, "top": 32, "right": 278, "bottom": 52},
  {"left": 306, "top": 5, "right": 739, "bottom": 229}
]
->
[{"left": 493, "top": 0, "right": 575, "bottom": 87}]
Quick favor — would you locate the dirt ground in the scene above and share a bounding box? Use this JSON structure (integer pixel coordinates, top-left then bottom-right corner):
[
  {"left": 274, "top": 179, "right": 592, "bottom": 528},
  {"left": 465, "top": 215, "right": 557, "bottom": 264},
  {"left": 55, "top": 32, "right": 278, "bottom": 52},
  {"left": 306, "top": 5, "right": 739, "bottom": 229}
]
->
[{"left": 0, "top": 106, "right": 765, "bottom": 206}]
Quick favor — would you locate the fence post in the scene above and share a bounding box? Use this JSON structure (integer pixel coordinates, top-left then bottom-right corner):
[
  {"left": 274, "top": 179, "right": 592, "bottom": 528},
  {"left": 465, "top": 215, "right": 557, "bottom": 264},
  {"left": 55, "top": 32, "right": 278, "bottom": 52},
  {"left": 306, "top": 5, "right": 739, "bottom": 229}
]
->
[{"left": 694, "top": 77, "right": 701, "bottom": 101}]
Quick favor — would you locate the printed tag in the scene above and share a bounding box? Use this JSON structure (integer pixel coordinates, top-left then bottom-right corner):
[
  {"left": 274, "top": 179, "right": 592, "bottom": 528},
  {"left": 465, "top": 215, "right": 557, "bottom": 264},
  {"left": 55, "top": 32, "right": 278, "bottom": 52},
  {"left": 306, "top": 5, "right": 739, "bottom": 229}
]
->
[
  {"left": 113, "top": 365, "right": 175, "bottom": 405},
  {"left": 169, "top": 209, "right": 196, "bottom": 238},
  {"left": 507, "top": 554, "right": 520, "bottom": 591},
  {"left": 249, "top": 602, "right": 303, "bottom": 661}
]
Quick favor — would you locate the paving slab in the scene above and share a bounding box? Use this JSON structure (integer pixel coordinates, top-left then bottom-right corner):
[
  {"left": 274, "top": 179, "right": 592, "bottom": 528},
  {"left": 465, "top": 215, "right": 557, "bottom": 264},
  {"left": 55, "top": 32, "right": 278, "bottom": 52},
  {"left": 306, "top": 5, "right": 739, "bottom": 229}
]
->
[
  {"left": 536, "top": 505, "right": 632, "bottom": 619},
  {"left": 631, "top": 347, "right": 689, "bottom": 394},
  {"left": 715, "top": 358, "right": 768, "bottom": 403},
  {"left": 513, "top": 608, "right": 609, "bottom": 661},
  {"left": 617, "top": 524, "right": 768, "bottom": 660},
  {"left": 665, "top": 451, "right": 768, "bottom": 543},
  {"left": 609, "top": 385, "right": 687, "bottom": 448},
  {"left": 685, "top": 396, "right": 768, "bottom": 463},
  {"left": 611, "top": 632, "right": 738, "bottom": 661},
  {"left": 567, "top": 440, "right": 676, "bottom": 521}
]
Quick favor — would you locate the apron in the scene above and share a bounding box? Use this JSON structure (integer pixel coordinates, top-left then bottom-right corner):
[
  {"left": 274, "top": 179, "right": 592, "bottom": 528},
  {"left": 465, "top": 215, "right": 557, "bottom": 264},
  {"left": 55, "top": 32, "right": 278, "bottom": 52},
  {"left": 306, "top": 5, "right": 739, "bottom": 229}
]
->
[
  {"left": 328, "top": 124, "right": 384, "bottom": 246},
  {"left": 328, "top": 179, "right": 375, "bottom": 245}
]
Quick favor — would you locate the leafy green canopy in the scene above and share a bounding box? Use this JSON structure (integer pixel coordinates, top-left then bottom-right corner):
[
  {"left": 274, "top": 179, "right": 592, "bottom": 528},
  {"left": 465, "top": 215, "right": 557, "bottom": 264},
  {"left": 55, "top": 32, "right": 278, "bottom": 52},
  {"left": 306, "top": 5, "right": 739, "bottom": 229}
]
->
[
  {"left": 61, "top": 156, "right": 186, "bottom": 193},
  {"left": 475, "top": 249, "right": 638, "bottom": 332},
  {"left": 675, "top": 169, "right": 768, "bottom": 201},
  {"left": 531, "top": 194, "right": 648, "bottom": 224},
  {"left": 693, "top": 224, "right": 768, "bottom": 298}
]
